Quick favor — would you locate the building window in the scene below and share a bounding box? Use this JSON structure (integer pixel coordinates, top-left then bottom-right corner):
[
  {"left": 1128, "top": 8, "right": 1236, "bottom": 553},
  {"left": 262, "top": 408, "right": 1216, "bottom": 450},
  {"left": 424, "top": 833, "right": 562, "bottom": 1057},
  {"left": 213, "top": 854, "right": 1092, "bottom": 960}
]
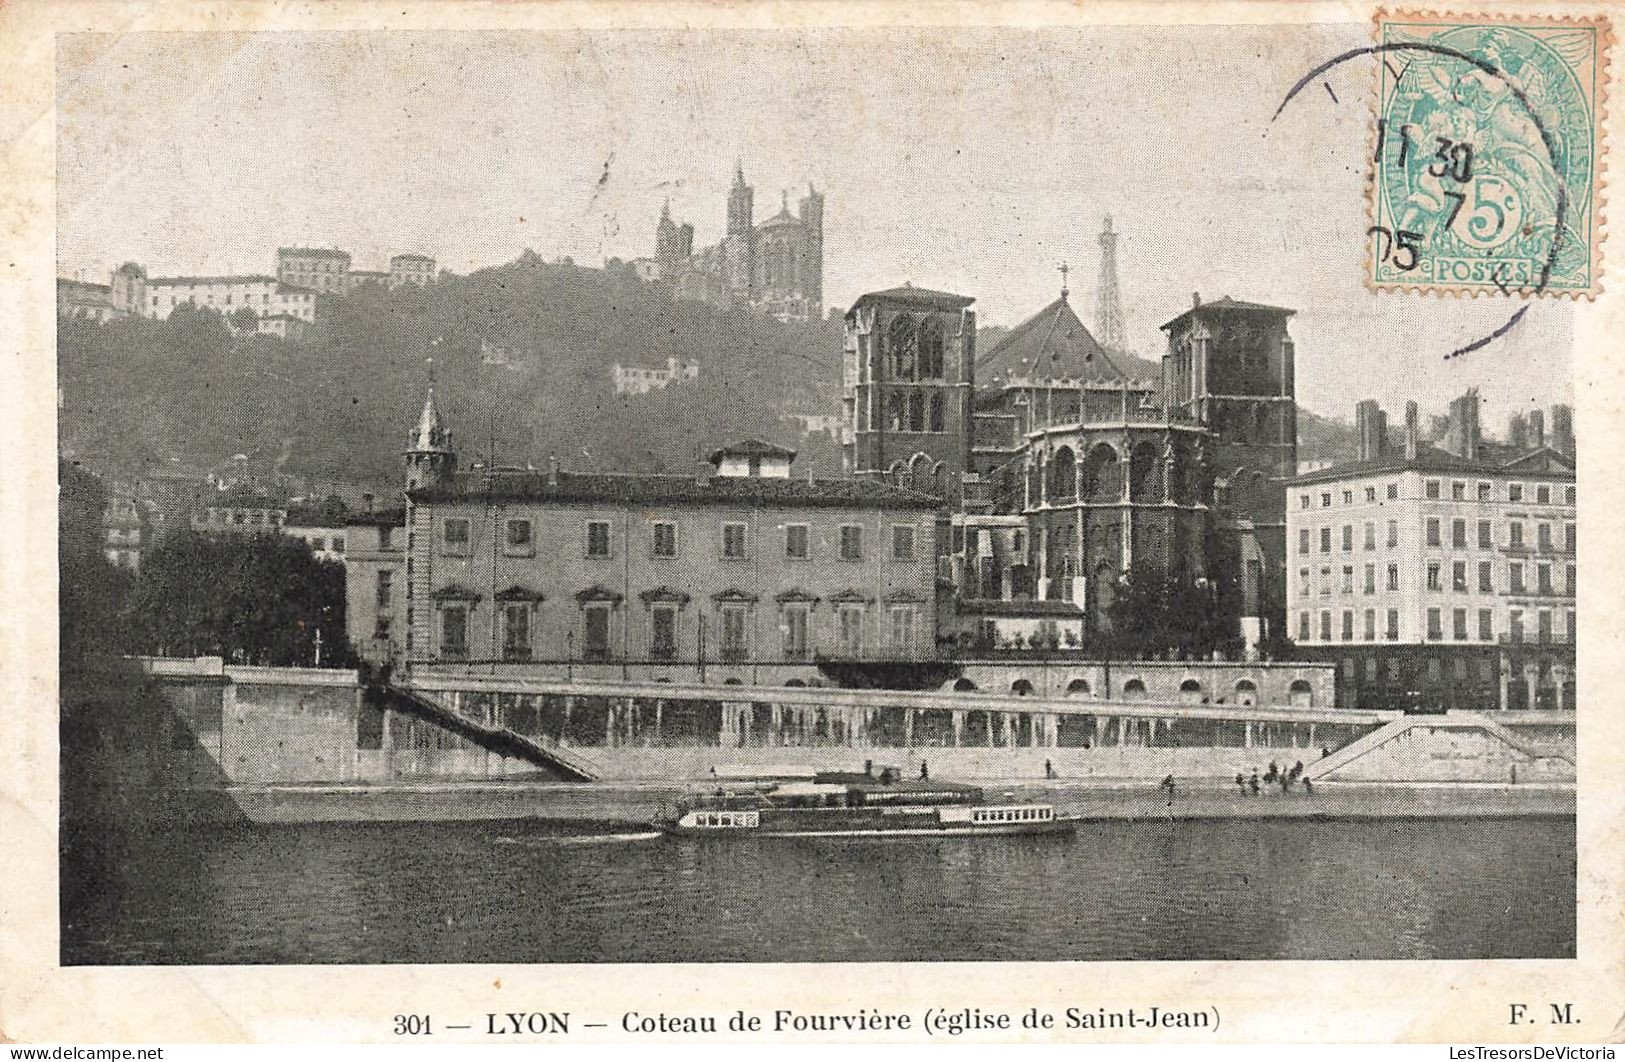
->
[
  {"left": 1426, "top": 562, "right": 1441, "bottom": 591},
  {"left": 1341, "top": 610, "right": 1354, "bottom": 641},
  {"left": 1424, "top": 480, "right": 1439, "bottom": 499},
  {"left": 1341, "top": 525, "right": 1353, "bottom": 552},
  {"left": 1537, "top": 563, "right": 1552, "bottom": 593},
  {"left": 586, "top": 520, "right": 611, "bottom": 558},
  {"left": 1387, "top": 519, "right": 1398, "bottom": 548},
  {"left": 1452, "top": 560, "right": 1467, "bottom": 592},
  {"left": 1565, "top": 523, "right": 1576, "bottom": 552},
  {"left": 1509, "top": 609, "right": 1524, "bottom": 644},
  {"left": 652, "top": 521, "right": 678, "bottom": 558},
  {"left": 442, "top": 517, "right": 471, "bottom": 553},
  {"left": 1478, "top": 609, "right": 1493, "bottom": 641},
  {"left": 1300, "top": 494, "right": 1310, "bottom": 509},
  {"left": 1298, "top": 528, "right": 1311, "bottom": 555},
  {"left": 1566, "top": 564, "right": 1576, "bottom": 595},
  {"left": 1451, "top": 519, "right": 1466, "bottom": 548},
  {"left": 1538, "top": 610, "right": 1553, "bottom": 644},
  {"left": 840, "top": 525, "right": 863, "bottom": 561},
  {"left": 1509, "top": 483, "right": 1523, "bottom": 502},
  {"left": 1427, "top": 608, "right": 1442, "bottom": 640},
  {"left": 1363, "top": 609, "right": 1376, "bottom": 641},
  {"left": 1510, "top": 562, "right": 1525, "bottom": 593},
  {"left": 1478, "top": 561, "right": 1493, "bottom": 593},
  {"left": 1426, "top": 518, "right": 1440, "bottom": 547},
  {"left": 1478, "top": 482, "right": 1491, "bottom": 501},
  {"left": 1363, "top": 564, "right": 1375, "bottom": 594},
  {"left": 1363, "top": 522, "right": 1375, "bottom": 550},
  {"left": 888, "top": 605, "right": 918, "bottom": 654},
  {"left": 1452, "top": 481, "right": 1465, "bottom": 501},
  {"left": 1319, "top": 611, "right": 1332, "bottom": 641},
  {"left": 502, "top": 603, "right": 532, "bottom": 661},
  {"left": 650, "top": 605, "right": 678, "bottom": 661},
  {"left": 1299, "top": 568, "right": 1311, "bottom": 596},
  {"left": 1537, "top": 485, "right": 1551, "bottom": 505},
  {"left": 1387, "top": 563, "right": 1400, "bottom": 591},
  {"left": 1365, "top": 486, "right": 1377, "bottom": 502},
  {"left": 1565, "top": 486, "right": 1575, "bottom": 506},
  {"left": 1319, "top": 528, "right": 1331, "bottom": 554},
  {"left": 718, "top": 604, "right": 749, "bottom": 661},
  {"left": 781, "top": 604, "right": 810, "bottom": 661},
  {"left": 1510, "top": 522, "right": 1524, "bottom": 549},
  {"left": 440, "top": 605, "right": 469, "bottom": 660},
  {"left": 1387, "top": 483, "right": 1399, "bottom": 500},
  {"left": 1319, "top": 567, "right": 1331, "bottom": 595},
  {"left": 1342, "top": 490, "right": 1353, "bottom": 505},
  {"left": 721, "top": 521, "right": 750, "bottom": 560},
  {"left": 376, "top": 570, "right": 394, "bottom": 611},
  {"left": 505, "top": 518, "right": 533, "bottom": 555},
  {"left": 1478, "top": 520, "right": 1492, "bottom": 549},
  {"left": 892, "top": 524, "right": 916, "bottom": 562},
  {"left": 785, "top": 523, "right": 810, "bottom": 560},
  {"left": 1386, "top": 608, "right": 1400, "bottom": 641},
  {"left": 1298, "top": 612, "right": 1311, "bottom": 640},
  {"left": 1321, "top": 492, "right": 1331, "bottom": 508},
  {"left": 583, "top": 605, "right": 612, "bottom": 661},
  {"left": 837, "top": 605, "right": 865, "bottom": 657},
  {"left": 1341, "top": 566, "right": 1354, "bottom": 593},
  {"left": 1452, "top": 608, "right": 1467, "bottom": 640},
  {"left": 1538, "top": 523, "right": 1552, "bottom": 551}
]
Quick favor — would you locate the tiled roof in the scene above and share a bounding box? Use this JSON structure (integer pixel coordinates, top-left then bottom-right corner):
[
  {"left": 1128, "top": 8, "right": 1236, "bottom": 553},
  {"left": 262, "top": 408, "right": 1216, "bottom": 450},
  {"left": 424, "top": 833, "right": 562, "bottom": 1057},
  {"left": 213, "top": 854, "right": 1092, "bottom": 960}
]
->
[
  {"left": 277, "top": 247, "right": 351, "bottom": 259},
  {"left": 409, "top": 469, "right": 942, "bottom": 510},
  {"left": 1161, "top": 296, "right": 1296, "bottom": 332},
  {"left": 149, "top": 274, "right": 280, "bottom": 286},
  {"left": 849, "top": 284, "right": 976, "bottom": 314},
  {"left": 1290, "top": 442, "right": 1575, "bottom": 485},
  {"left": 345, "top": 505, "right": 407, "bottom": 528},
  {"left": 978, "top": 296, "right": 1160, "bottom": 385},
  {"left": 390, "top": 253, "right": 435, "bottom": 263},
  {"left": 708, "top": 438, "right": 797, "bottom": 462}
]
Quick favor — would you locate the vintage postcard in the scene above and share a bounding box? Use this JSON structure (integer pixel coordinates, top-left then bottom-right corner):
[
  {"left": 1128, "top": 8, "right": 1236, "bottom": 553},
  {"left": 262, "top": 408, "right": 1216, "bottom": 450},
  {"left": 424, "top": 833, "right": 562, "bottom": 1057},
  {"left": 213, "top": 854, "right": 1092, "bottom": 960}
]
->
[{"left": 2, "top": 0, "right": 1623, "bottom": 1048}]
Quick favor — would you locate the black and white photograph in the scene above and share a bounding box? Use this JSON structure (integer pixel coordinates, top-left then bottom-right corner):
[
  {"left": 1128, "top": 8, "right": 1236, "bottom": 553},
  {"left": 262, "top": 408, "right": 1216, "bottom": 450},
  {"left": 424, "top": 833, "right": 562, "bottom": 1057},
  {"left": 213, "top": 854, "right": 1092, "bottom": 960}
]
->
[{"left": 13, "top": 1, "right": 1618, "bottom": 1042}]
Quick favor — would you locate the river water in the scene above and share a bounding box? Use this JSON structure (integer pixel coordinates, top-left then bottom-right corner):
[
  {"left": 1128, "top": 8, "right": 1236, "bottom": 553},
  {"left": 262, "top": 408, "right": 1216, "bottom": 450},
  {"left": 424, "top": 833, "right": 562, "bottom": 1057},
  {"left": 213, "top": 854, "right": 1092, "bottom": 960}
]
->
[{"left": 62, "top": 814, "right": 1573, "bottom": 964}]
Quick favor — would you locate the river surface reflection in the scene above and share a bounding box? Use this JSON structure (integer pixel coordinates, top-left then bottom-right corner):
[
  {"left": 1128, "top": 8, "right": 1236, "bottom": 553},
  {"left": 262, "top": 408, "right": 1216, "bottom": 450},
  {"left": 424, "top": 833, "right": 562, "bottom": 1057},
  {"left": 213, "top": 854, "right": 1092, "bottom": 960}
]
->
[{"left": 62, "top": 816, "right": 1574, "bottom": 964}]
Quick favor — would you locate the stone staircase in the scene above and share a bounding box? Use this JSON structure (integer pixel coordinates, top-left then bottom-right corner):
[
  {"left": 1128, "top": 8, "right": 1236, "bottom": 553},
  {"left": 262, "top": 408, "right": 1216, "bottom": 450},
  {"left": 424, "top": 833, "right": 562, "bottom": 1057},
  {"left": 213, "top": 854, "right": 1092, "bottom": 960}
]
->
[
  {"left": 382, "top": 681, "right": 601, "bottom": 782},
  {"left": 1304, "top": 711, "right": 1574, "bottom": 783}
]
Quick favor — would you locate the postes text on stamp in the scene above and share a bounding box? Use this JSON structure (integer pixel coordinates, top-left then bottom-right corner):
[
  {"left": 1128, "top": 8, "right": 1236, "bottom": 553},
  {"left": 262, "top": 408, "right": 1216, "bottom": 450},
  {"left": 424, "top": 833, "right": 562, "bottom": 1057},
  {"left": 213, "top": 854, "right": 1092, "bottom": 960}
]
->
[{"left": 1371, "top": 12, "right": 1610, "bottom": 297}]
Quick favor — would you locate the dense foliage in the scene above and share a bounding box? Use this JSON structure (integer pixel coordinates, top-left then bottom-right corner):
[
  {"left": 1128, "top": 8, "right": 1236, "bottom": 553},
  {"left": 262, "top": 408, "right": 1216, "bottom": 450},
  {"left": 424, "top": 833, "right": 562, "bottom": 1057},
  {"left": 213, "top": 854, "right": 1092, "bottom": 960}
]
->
[{"left": 58, "top": 258, "right": 849, "bottom": 485}]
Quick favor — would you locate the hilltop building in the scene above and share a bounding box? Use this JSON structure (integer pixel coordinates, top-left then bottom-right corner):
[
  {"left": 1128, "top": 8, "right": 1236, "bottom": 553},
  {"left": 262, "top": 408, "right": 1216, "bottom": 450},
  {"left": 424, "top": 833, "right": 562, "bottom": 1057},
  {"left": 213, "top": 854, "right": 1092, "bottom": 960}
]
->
[
  {"left": 1287, "top": 391, "right": 1576, "bottom": 711},
  {"left": 639, "top": 163, "right": 824, "bottom": 323}
]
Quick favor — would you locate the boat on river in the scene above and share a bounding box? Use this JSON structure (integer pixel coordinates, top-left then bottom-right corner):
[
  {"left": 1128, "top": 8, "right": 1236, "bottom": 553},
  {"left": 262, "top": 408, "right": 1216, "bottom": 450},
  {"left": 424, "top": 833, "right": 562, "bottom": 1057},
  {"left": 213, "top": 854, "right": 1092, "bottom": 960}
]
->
[{"left": 661, "top": 767, "right": 1074, "bottom": 839}]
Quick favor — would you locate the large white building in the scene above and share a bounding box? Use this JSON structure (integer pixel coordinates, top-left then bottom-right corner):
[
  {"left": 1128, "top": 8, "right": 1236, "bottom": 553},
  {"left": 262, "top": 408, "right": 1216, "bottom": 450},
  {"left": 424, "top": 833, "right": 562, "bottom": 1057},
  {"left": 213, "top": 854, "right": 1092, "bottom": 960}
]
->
[
  {"left": 143, "top": 274, "right": 317, "bottom": 322},
  {"left": 1287, "top": 391, "right": 1575, "bottom": 711}
]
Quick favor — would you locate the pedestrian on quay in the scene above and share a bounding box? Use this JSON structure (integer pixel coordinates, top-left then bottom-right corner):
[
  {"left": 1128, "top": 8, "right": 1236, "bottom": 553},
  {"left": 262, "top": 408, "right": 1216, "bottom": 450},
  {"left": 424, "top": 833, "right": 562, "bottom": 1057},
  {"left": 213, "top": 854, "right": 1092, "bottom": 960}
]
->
[
  {"left": 1321, "top": 746, "right": 1331, "bottom": 759},
  {"left": 920, "top": 760, "right": 930, "bottom": 781},
  {"left": 1249, "top": 769, "right": 1261, "bottom": 796},
  {"left": 1279, "top": 773, "right": 1292, "bottom": 794},
  {"left": 1235, "top": 772, "right": 1248, "bottom": 795},
  {"left": 1045, "top": 758, "right": 1055, "bottom": 780},
  {"left": 1291, "top": 760, "right": 1304, "bottom": 780},
  {"left": 1302, "top": 775, "right": 1314, "bottom": 795},
  {"left": 1159, "top": 774, "right": 1177, "bottom": 806},
  {"left": 1265, "top": 760, "right": 1279, "bottom": 783}
]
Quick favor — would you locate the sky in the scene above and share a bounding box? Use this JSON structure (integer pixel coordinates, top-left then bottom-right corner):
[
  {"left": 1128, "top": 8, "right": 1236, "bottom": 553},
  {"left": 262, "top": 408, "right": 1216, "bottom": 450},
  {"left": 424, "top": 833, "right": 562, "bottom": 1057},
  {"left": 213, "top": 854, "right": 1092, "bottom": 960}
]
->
[{"left": 56, "top": 26, "right": 1574, "bottom": 431}]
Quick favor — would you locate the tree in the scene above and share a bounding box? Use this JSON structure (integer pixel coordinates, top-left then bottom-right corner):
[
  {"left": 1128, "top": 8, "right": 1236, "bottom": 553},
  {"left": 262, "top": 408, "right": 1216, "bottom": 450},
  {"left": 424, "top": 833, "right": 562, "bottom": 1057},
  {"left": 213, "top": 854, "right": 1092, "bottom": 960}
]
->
[
  {"left": 128, "top": 532, "right": 355, "bottom": 667},
  {"left": 58, "top": 461, "right": 135, "bottom": 669}
]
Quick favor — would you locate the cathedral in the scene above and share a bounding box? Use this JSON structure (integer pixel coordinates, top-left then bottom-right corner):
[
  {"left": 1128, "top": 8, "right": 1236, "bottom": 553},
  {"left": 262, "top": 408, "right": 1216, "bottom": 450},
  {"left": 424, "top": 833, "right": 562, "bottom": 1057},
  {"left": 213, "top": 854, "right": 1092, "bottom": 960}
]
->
[
  {"left": 843, "top": 218, "right": 1300, "bottom": 653},
  {"left": 647, "top": 163, "right": 824, "bottom": 323}
]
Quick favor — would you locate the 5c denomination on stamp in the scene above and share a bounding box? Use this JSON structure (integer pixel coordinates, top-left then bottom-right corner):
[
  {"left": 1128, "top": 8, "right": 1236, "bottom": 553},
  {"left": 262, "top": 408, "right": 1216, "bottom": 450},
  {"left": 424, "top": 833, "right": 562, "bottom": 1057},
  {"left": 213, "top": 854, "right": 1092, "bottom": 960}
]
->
[{"left": 1370, "top": 11, "right": 1611, "bottom": 297}]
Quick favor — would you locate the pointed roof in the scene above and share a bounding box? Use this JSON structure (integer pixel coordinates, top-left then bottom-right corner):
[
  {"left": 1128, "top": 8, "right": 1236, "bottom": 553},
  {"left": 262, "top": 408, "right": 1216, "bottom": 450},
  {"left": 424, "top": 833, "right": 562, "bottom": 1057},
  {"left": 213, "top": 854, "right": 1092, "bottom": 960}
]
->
[
  {"left": 979, "top": 296, "right": 1156, "bottom": 385},
  {"left": 1160, "top": 295, "right": 1295, "bottom": 332},
  {"left": 410, "top": 386, "right": 452, "bottom": 453}
]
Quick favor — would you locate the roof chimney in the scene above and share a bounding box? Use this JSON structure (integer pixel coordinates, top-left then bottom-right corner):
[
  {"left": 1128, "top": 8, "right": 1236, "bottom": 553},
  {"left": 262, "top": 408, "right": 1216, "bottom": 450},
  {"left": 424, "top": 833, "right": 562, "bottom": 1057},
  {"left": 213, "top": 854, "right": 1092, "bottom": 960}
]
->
[
  {"left": 547, "top": 454, "right": 559, "bottom": 486},
  {"left": 1355, "top": 399, "right": 1387, "bottom": 462},
  {"left": 1404, "top": 401, "right": 1419, "bottom": 461},
  {"left": 1508, "top": 412, "right": 1528, "bottom": 450}
]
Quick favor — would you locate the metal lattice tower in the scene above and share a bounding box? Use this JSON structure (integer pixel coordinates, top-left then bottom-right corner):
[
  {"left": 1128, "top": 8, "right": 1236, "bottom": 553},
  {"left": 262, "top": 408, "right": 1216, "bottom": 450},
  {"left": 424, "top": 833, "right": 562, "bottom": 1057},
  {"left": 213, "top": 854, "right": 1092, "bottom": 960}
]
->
[{"left": 1095, "top": 214, "right": 1125, "bottom": 352}]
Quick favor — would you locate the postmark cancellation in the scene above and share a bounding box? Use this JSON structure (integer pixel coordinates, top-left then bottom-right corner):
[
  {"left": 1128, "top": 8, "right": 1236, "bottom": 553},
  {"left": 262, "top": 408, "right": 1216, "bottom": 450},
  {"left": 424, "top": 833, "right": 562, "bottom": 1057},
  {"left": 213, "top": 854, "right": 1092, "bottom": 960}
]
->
[{"left": 1370, "top": 11, "right": 1612, "bottom": 297}]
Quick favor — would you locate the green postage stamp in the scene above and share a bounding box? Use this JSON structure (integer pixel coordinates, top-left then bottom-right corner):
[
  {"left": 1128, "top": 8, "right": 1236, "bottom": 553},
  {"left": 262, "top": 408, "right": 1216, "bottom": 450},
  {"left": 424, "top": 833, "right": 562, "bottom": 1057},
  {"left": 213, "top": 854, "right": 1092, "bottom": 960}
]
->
[{"left": 1371, "top": 12, "right": 1611, "bottom": 296}]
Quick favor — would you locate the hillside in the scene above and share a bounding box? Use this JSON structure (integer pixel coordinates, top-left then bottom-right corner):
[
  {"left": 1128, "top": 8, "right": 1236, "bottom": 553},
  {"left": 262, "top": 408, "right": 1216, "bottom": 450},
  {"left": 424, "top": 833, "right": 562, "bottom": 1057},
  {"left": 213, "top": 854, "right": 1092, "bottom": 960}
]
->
[
  {"left": 58, "top": 259, "right": 1359, "bottom": 490},
  {"left": 58, "top": 256, "right": 848, "bottom": 487}
]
